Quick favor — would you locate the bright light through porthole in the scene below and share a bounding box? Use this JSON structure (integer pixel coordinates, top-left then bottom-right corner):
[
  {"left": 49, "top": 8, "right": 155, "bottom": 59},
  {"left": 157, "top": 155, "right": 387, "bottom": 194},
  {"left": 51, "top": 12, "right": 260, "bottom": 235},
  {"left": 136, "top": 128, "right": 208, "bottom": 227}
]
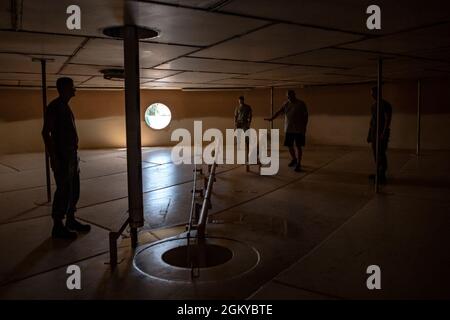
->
[{"left": 144, "top": 103, "right": 172, "bottom": 130}]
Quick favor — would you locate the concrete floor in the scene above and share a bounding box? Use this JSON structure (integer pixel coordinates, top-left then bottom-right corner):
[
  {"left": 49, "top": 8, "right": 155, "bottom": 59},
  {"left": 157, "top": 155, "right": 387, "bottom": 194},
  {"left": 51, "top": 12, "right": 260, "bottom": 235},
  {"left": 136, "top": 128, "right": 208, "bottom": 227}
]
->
[{"left": 0, "top": 146, "right": 449, "bottom": 299}]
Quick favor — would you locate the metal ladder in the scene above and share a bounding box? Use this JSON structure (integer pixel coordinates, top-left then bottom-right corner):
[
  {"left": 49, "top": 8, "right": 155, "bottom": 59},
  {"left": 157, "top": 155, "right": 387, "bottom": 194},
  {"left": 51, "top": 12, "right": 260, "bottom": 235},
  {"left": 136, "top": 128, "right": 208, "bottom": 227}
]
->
[{"left": 185, "top": 159, "right": 218, "bottom": 279}]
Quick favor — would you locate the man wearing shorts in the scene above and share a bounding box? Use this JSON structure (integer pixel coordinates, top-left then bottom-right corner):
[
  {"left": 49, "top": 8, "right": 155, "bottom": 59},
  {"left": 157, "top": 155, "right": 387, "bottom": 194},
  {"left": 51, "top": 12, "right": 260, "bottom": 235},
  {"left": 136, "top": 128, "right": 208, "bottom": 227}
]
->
[{"left": 265, "top": 90, "right": 308, "bottom": 172}]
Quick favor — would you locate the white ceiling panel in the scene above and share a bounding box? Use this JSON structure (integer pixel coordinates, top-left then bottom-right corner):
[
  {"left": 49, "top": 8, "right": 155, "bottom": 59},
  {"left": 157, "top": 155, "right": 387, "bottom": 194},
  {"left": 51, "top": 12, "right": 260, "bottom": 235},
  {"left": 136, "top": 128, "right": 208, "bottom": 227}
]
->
[
  {"left": 154, "top": 0, "right": 224, "bottom": 8},
  {"left": 156, "top": 57, "right": 281, "bottom": 74},
  {"left": 142, "top": 81, "right": 250, "bottom": 89},
  {"left": 335, "top": 57, "right": 450, "bottom": 79},
  {"left": 188, "top": 83, "right": 257, "bottom": 88},
  {"left": 54, "top": 75, "right": 93, "bottom": 84},
  {"left": 156, "top": 71, "right": 238, "bottom": 83},
  {"left": 2, "top": 0, "right": 449, "bottom": 88},
  {"left": 16, "top": 80, "right": 49, "bottom": 87},
  {"left": 211, "top": 78, "right": 293, "bottom": 87},
  {"left": 220, "top": 0, "right": 450, "bottom": 35},
  {"left": 0, "top": 31, "right": 85, "bottom": 55},
  {"left": 59, "top": 64, "right": 179, "bottom": 79},
  {"left": 22, "top": 0, "right": 267, "bottom": 46},
  {"left": 388, "top": 58, "right": 450, "bottom": 71},
  {"left": 274, "top": 48, "right": 392, "bottom": 68},
  {"left": 0, "top": 72, "right": 47, "bottom": 81},
  {"left": 140, "top": 69, "right": 180, "bottom": 79},
  {"left": 0, "top": 0, "right": 10, "bottom": 29},
  {"left": 236, "top": 65, "right": 344, "bottom": 81},
  {"left": 21, "top": 0, "right": 121, "bottom": 38},
  {"left": 0, "top": 80, "right": 19, "bottom": 86},
  {"left": 59, "top": 64, "right": 117, "bottom": 76},
  {"left": 17, "top": 79, "right": 91, "bottom": 87},
  {"left": 0, "top": 73, "right": 89, "bottom": 83},
  {"left": 407, "top": 46, "right": 450, "bottom": 62},
  {"left": 190, "top": 23, "right": 362, "bottom": 61},
  {"left": 291, "top": 73, "right": 374, "bottom": 84},
  {"left": 70, "top": 38, "right": 196, "bottom": 68},
  {"left": 332, "top": 66, "right": 378, "bottom": 78},
  {"left": 133, "top": 2, "right": 267, "bottom": 46},
  {"left": 79, "top": 76, "right": 153, "bottom": 88},
  {"left": 77, "top": 77, "right": 123, "bottom": 88},
  {"left": 386, "top": 69, "right": 450, "bottom": 80},
  {"left": 141, "top": 82, "right": 189, "bottom": 89},
  {"left": 273, "top": 82, "right": 308, "bottom": 88},
  {"left": 383, "top": 59, "right": 450, "bottom": 79},
  {"left": 341, "top": 23, "right": 450, "bottom": 54},
  {"left": 0, "top": 53, "right": 66, "bottom": 73}
]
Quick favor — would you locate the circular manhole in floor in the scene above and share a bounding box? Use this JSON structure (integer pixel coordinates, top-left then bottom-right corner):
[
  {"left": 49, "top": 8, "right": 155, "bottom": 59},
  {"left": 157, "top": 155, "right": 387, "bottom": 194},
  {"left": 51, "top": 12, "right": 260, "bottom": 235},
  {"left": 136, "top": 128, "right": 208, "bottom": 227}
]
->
[
  {"left": 162, "top": 244, "right": 233, "bottom": 268},
  {"left": 133, "top": 236, "right": 260, "bottom": 283}
]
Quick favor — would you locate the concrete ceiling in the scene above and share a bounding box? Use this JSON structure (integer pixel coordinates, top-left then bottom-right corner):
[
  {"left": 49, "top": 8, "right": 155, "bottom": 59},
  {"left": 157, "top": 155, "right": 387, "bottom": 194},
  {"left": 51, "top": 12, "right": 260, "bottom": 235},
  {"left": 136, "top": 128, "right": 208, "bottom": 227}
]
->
[{"left": 0, "top": 0, "right": 449, "bottom": 90}]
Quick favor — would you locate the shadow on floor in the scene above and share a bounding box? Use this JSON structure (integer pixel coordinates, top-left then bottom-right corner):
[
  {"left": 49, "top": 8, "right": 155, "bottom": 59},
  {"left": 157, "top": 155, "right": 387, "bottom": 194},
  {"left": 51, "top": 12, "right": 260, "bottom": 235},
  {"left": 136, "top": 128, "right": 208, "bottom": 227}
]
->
[{"left": 0, "top": 237, "right": 73, "bottom": 286}]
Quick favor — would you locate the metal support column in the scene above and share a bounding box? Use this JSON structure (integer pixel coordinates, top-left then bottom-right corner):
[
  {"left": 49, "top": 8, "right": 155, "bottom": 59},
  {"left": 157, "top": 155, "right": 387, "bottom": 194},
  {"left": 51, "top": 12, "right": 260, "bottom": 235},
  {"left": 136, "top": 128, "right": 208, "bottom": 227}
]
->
[
  {"left": 270, "top": 87, "right": 274, "bottom": 130},
  {"left": 33, "top": 57, "right": 53, "bottom": 203},
  {"left": 416, "top": 79, "right": 422, "bottom": 156},
  {"left": 375, "top": 58, "right": 383, "bottom": 193},
  {"left": 124, "top": 24, "right": 144, "bottom": 248}
]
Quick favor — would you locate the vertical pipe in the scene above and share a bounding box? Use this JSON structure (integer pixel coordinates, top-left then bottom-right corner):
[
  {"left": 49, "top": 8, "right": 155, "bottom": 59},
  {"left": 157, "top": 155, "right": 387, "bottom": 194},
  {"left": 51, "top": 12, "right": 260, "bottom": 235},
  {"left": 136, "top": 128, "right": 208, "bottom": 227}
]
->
[
  {"left": 416, "top": 79, "right": 421, "bottom": 156},
  {"left": 40, "top": 59, "right": 52, "bottom": 203},
  {"left": 375, "top": 58, "right": 383, "bottom": 193},
  {"left": 270, "top": 87, "right": 274, "bottom": 130},
  {"left": 109, "top": 232, "right": 117, "bottom": 268},
  {"left": 130, "top": 227, "right": 138, "bottom": 248},
  {"left": 124, "top": 24, "right": 144, "bottom": 236}
]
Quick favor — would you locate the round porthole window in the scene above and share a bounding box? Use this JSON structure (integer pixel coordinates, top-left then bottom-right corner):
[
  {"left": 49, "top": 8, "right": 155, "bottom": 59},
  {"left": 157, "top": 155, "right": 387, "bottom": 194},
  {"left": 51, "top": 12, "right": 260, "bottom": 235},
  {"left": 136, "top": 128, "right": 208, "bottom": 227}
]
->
[{"left": 144, "top": 103, "right": 172, "bottom": 130}]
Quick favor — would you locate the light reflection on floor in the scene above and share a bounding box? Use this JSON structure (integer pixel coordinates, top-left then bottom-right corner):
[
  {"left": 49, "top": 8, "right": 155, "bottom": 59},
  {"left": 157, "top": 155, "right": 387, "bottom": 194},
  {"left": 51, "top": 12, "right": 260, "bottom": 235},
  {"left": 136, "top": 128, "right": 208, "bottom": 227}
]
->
[{"left": 0, "top": 146, "right": 449, "bottom": 299}]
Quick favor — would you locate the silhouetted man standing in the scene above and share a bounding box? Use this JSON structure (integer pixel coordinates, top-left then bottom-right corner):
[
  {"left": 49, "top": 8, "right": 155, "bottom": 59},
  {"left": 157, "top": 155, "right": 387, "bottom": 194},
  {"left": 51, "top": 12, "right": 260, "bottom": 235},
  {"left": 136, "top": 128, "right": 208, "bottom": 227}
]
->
[
  {"left": 234, "top": 96, "right": 252, "bottom": 131},
  {"left": 367, "top": 86, "right": 392, "bottom": 184},
  {"left": 265, "top": 90, "right": 308, "bottom": 172},
  {"left": 234, "top": 96, "right": 253, "bottom": 154},
  {"left": 42, "top": 77, "right": 91, "bottom": 239}
]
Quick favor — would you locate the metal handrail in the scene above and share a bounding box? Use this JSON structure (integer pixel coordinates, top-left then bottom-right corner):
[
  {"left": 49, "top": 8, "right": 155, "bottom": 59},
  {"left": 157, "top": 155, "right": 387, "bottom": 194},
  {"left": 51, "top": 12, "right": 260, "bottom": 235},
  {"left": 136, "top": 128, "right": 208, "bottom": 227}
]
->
[
  {"left": 196, "top": 161, "right": 217, "bottom": 238},
  {"left": 186, "top": 164, "right": 199, "bottom": 237}
]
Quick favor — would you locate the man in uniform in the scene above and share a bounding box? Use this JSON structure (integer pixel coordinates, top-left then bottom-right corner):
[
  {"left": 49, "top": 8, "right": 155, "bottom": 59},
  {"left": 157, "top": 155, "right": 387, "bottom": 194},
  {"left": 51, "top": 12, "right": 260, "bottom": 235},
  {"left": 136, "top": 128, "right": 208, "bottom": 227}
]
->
[{"left": 234, "top": 96, "right": 253, "bottom": 161}]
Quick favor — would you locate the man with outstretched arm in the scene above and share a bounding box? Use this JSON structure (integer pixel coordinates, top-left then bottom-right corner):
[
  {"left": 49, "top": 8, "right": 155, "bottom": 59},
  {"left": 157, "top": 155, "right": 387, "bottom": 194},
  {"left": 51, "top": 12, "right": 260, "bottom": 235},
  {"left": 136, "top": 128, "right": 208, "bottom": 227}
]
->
[{"left": 265, "top": 90, "right": 308, "bottom": 172}]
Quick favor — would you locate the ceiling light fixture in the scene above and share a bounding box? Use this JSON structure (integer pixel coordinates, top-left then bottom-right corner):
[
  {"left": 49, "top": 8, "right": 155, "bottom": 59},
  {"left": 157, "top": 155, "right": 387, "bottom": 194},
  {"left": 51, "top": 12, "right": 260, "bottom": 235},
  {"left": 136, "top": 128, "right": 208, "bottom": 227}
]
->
[
  {"left": 101, "top": 68, "right": 125, "bottom": 80},
  {"left": 102, "top": 25, "right": 159, "bottom": 39}
]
